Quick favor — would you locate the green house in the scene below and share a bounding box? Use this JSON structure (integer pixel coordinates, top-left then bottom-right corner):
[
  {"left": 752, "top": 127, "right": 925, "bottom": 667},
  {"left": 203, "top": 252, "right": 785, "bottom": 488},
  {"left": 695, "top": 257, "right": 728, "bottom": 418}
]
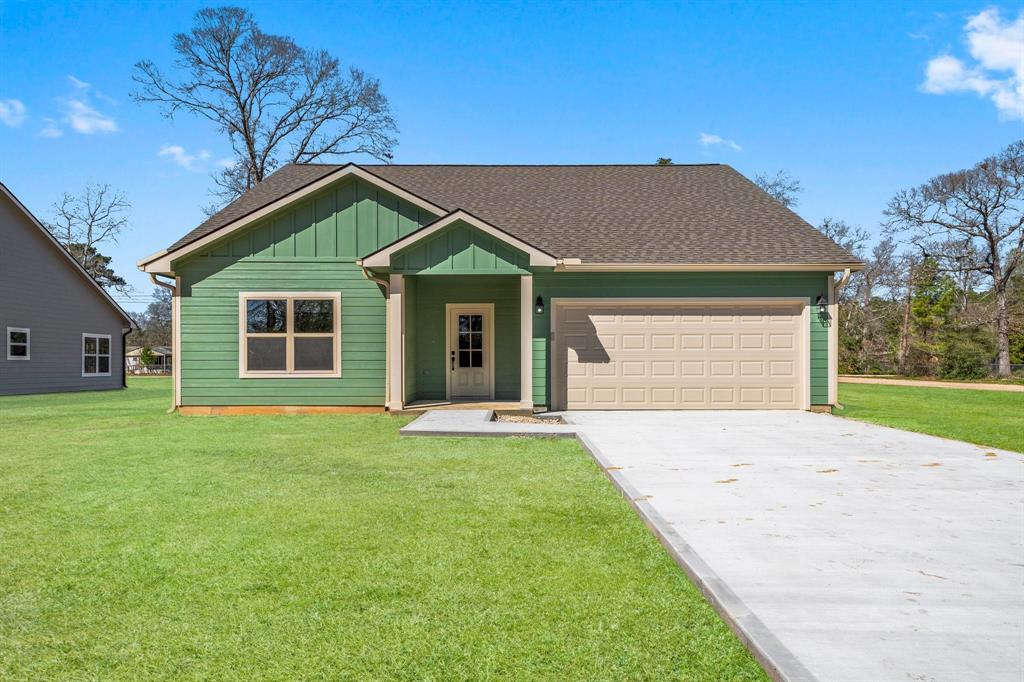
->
[{"left": 139, "top": 164, "right": 863, "bottom": 414}]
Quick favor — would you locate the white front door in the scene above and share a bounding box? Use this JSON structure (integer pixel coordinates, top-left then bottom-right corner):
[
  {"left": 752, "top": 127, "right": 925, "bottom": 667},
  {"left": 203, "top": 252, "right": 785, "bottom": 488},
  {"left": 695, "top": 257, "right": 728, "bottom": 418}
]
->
[{"left": 447, "top": 305, "right": 493, "bottom": 400}]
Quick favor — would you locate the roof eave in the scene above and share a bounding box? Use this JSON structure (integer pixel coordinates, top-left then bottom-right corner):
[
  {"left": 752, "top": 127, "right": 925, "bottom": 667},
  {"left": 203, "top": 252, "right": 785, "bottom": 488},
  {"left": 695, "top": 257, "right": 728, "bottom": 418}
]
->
[
  {"left": 552, "top": 261, "right": 866, "bottom": 272},
  {"left": 141, "top": 164, "right": 449, "bottom": 275}
]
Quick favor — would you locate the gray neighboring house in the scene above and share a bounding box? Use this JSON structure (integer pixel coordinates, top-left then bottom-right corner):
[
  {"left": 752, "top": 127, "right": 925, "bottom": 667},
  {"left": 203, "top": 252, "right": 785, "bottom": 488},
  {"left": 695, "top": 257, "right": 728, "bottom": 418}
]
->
[{"left": 0, "top": 182, "right": 133, "bottom": 396}]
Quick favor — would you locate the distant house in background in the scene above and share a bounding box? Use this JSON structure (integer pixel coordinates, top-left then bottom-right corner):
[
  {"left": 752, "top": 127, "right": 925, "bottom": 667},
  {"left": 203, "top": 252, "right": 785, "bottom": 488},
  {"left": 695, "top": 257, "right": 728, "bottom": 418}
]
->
[
  {"left": 0, "top": 182, "right": 133, "bottom": 396},
  {"left": 125, "top": 345, "right": 173, "bottom": 374}
]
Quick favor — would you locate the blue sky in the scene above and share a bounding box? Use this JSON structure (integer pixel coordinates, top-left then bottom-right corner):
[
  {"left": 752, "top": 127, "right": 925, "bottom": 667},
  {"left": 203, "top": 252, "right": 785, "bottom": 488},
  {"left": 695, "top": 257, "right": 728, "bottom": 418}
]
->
[{"left": 1, "top": 0, "right": 1021, "bottom": 312}]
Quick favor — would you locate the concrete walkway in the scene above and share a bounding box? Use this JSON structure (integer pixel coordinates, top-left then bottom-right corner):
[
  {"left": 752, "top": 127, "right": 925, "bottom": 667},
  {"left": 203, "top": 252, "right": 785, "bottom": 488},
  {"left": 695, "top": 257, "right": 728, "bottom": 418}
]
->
[
  {"left": 840, "top": 375, "right": 1024, "bottom": 392},
  {"left": 400, "top": 409, "right": 1024, "bottom": 682}
]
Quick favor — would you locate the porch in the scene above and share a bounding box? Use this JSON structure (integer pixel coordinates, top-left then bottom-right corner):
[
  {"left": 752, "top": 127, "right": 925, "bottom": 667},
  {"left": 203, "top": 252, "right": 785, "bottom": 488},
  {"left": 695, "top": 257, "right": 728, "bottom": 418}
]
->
[{"left": 386, "top": 273, "right": 534, "bottom": 411}]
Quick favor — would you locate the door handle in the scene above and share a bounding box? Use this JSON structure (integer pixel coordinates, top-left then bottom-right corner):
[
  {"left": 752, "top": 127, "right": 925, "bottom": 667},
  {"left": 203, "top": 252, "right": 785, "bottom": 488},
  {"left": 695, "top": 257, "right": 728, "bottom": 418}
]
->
[{"left": 450, "top": 350, "right": 455, "bottom": 371}]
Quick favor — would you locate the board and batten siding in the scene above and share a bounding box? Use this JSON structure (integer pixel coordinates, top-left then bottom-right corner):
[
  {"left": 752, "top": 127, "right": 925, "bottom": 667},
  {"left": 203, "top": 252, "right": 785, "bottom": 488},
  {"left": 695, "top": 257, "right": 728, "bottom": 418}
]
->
[
  {"left": 531, "top": 271, "right": 833, "bottom": 407},
  {"left": 176, "top": 177, "right": 435, "bottom": 406},
  {"left": 0, "top": 193, "right": 128, "bottom": 396},
  {"left": 390, "top": 221, "right": 531, "bottom": 275}
]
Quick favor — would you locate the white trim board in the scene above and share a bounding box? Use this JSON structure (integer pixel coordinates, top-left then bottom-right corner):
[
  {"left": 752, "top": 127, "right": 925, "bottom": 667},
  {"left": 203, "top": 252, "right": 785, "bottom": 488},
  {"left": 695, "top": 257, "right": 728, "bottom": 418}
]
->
[
  {"left": 237, "top": 291, "right": 343, "bottom": 379},
  {"left": 6, "top": 327, "right": 30, "bottom": 361},
  {"left": 549, "top": 297, "right": 812, "bottom": 412},
  {"left": 81, "top": 332, "right": 113, "bottom": 377}
]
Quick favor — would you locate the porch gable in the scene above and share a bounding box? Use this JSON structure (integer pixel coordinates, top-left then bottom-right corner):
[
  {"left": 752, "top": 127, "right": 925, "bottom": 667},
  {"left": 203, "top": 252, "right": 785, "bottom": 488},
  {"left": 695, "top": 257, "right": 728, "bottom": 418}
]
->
[{"left": 390, "top": 220, "right": 532, "bottom": 275}]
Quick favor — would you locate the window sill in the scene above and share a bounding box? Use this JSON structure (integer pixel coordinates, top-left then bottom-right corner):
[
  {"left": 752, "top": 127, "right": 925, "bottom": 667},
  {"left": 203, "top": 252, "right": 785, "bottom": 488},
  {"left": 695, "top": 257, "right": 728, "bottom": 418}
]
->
[
  {"left": 82, "top": 372, "right": 112, "bottom": 378},
  {"left": 238, "top": 371, "right": 342, "bottom": 379}
]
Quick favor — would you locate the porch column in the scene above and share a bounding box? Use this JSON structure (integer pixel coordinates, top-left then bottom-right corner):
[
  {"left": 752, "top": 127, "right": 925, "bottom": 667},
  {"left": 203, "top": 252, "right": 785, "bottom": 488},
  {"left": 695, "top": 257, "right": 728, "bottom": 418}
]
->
[
  {"left": 520, "top": 274, "right": 534, "bottom": 410},
  {"left": 387, "top": 274, "right": 404, "bottom": 411}
]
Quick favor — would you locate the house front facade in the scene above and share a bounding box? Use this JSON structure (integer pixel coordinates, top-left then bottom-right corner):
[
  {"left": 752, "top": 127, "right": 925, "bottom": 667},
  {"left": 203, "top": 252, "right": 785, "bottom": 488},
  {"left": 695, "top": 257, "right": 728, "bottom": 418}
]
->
[{"left": 139, "top": 164, "right": 862, "bottom": 414}]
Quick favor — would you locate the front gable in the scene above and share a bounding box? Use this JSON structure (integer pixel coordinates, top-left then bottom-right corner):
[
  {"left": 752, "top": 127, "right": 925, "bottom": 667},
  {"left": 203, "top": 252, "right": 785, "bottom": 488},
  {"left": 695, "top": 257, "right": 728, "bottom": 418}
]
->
[
  {"left": 390, "top": 220, "right": 532, "bottom": 274},
  {"left": 186, "top": 176, "right": 440, "bottom": 264}
]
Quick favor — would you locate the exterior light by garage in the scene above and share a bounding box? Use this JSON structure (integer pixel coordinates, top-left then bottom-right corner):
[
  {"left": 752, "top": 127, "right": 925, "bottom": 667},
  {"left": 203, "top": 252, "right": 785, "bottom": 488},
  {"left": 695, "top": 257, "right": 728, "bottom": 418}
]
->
[
  {"left": 816, "top": 294, "right": 828, "bottom": 316},
  {"left": 535, "top": 296, "right": 544, "bottom": 315}
]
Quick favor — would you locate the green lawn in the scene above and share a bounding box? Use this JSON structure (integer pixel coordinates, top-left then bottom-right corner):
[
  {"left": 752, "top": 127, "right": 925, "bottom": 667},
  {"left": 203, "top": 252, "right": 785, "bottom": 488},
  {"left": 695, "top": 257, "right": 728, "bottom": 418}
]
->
[
  {"left": 837, "top": 383, "right": 1024, "bottom": 452},
  {"left": 0, "top": 379, "right": 764, "bottom": 680}
]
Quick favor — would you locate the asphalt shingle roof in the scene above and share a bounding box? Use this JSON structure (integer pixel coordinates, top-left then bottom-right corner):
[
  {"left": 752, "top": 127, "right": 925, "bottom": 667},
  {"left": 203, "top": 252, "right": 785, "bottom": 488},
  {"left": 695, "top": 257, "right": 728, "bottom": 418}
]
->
[{"left": 167, "top": 164, "right": 862, "bottom": 265}]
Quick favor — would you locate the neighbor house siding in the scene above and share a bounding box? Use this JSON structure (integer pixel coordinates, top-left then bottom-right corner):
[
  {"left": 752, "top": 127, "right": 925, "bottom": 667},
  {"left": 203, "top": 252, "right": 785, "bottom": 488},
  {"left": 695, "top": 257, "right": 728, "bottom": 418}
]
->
[
  {"left": 0, "top": 195, "right": 128, "bottom": 396},
  {"left": 407, "top": 275, "right": 521, "bottom": 402},
  {"left": 531, "top": 271, "right": 832, "bottom": 407},
  {"left": 175, "top": 176, "right": 435, "bottom": 406}
]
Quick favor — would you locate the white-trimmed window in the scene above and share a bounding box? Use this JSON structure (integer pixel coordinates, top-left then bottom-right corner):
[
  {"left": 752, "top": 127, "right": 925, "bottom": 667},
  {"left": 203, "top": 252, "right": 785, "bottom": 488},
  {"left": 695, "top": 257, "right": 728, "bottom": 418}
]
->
[
  {"left": 239, "top": 292, "right": 341, "bottom": 378},
  {"left": 82, "top": 333, "right": 111, "bottom": 376},
  {"left": 7, "top": 327, "right": 30, "bottom": 360}
]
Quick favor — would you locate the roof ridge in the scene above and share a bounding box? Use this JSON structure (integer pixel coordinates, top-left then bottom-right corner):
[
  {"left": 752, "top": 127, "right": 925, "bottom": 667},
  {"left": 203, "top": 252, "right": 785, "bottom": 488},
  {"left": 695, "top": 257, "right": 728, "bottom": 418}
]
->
[{"left": 293, "top": 162, "right": 725, "bottom": 168}]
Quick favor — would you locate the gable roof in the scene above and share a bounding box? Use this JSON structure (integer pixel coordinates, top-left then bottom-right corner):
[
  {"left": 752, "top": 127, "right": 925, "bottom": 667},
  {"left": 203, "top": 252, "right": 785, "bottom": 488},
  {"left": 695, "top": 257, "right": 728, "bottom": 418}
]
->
[
  {"left": 150, "top": 163, "right": 863, "bottom": 269},
  {"left": 1, "top": 182, "right": 133, "bottom": 325},
  {"left": 360, "top": 209, "right": 557, "bottom": 268}
]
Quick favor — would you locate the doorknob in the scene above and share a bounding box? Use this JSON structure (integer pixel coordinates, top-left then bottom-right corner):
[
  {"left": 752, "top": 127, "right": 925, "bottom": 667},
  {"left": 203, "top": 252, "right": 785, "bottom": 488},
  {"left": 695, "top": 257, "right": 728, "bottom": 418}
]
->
[{"left": 450, "top": 350, "right": 455, "bottom": 371}]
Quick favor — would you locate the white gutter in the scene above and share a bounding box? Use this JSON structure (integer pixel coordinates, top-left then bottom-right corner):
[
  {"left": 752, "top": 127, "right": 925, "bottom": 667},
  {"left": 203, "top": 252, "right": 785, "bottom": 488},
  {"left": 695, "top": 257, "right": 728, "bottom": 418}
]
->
[{"left": 149, "top": 273, "right": 177, "bottom": 293}]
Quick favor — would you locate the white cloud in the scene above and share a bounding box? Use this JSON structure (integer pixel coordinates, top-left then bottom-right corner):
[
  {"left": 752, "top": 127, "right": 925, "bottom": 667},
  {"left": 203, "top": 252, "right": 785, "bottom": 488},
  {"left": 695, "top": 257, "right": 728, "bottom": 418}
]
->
[
  {"left": 68, "top": 75, "right": 91, "bottom": 90},
  {"left": 40, "top": 117, "right": 63, "bottom": 138},
  {"left": 158, "top": 144, "right": 213, "bottom": 172},
  {"left": 0, "top": 99, "right": 27, "bottom": 127},
  {"left": 922, "top": 8, "right": 1024, "bottom": 120},
  {"left": 698, "top": 132, "right": 742, "bottom": 152},
  {"left": 65, "top": 99, "right": 117, "bottom": 134}
]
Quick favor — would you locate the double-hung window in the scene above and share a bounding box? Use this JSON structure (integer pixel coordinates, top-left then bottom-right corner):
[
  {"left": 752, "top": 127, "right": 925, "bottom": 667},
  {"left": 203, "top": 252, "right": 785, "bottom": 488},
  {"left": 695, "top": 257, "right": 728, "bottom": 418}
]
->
[
  {"left": 82, "top": 333, "right": 111, "bottom": 376},
  {"left": 7, "top": 327, "right": 30, "bottom": 360},
  {"left": 239, "top": 292, "right": 341, "bottom": 378}
]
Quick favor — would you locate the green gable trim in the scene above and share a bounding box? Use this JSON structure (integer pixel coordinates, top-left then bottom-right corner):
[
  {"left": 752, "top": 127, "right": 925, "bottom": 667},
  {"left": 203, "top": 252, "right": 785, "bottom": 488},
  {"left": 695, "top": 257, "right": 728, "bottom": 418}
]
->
[
  {"left": 389, "top": 220, "right": 531, "bottom": 275},
  {"left": 185, "top": 177, "right": 438, "bottom": 264}
]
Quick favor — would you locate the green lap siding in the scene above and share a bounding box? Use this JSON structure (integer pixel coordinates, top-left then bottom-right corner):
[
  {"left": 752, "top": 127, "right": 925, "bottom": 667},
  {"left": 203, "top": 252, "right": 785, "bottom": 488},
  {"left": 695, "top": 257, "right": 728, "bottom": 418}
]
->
[
  {"left": 178, "top": 259, "right": 385, "bottom": 406},
  {"left": 531, "top": 271, "right": 833, "bottom": 407}
]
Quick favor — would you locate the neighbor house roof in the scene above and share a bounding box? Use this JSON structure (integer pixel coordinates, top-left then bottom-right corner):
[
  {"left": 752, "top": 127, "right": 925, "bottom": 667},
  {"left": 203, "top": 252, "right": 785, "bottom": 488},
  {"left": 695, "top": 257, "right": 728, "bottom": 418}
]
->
[
  {"left": 158, "top": 163, "right": 862, "bottom": 267},
  {"left": 1, "top": 182, "right": 133, "bottom": 325}
]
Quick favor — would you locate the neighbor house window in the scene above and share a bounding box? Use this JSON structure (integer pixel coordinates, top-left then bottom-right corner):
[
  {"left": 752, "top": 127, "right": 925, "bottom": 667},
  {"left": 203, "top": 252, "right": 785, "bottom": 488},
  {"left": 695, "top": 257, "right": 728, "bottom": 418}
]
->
[
  {"left": 82, "top": 334, "right": 111, "bottom": 376},
  {"left": 239, "top": 292, "right": 341, "bottom": 378},
  {"left": 7, "top": 327, "right": 30, "bottom": 360}
]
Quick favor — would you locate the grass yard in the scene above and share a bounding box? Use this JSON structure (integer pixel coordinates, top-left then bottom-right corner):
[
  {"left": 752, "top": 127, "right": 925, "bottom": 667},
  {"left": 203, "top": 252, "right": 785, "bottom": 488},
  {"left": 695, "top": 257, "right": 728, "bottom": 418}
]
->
[
  {"left": 0, "top": 378, "right": 765, "bottom": 680},
  {"left": 837, "top": 383, "right": 1024, "bottom": 452}
]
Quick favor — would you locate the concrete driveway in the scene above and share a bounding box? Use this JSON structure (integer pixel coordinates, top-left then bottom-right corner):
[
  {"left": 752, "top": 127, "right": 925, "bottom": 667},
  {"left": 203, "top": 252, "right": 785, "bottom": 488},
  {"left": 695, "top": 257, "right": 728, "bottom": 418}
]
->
[{"left": 565, "top": 411, "right": 1023, "bottom": 682}]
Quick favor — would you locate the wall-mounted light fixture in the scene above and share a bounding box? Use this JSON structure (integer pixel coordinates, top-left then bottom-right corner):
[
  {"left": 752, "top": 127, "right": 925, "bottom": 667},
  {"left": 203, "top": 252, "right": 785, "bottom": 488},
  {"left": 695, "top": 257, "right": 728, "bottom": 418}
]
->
[
  {"left": 816, "top": 295, "right": 828, "bottom": 317},
  {"left": 535, "top": 296, "right": 544, "bottom": 315}
]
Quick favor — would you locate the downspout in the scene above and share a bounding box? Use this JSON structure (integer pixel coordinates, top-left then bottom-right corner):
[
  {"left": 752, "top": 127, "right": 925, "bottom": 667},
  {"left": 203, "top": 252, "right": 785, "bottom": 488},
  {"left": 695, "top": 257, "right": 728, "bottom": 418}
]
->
[
  {"left": 835, "top": 268, "right": 852, "bottom": 292},
  {"left": 149, "top": 274, "right": 178, "bottom": 412},
  {"left": 359, "top": 264, "right": 392, "bottom": 408},
  {"left": 121, "top": 327, "right": 131, "bottom": 388}
]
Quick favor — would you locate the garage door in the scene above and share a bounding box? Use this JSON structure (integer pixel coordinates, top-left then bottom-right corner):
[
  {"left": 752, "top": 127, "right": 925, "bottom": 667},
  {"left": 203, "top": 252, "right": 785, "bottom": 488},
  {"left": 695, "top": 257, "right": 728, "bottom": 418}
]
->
[{"left": 555, "top": 300, "right": 807, "bottom": 410}]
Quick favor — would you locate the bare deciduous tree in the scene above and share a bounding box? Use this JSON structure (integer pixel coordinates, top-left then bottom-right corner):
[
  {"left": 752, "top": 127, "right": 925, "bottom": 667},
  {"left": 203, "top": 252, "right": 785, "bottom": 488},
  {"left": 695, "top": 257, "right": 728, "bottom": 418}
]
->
[
  {"left": 885, "top": 140, "right": 1024, "bottom": 376},
  {"left": 44, "top": 184, "right": 131, "bottom": 293},
  {"left": 132, "top": 6, "right": 397, "bottom": 204},
  {"left": 754, "top": 170, "right": 802, "bottom": 208}
]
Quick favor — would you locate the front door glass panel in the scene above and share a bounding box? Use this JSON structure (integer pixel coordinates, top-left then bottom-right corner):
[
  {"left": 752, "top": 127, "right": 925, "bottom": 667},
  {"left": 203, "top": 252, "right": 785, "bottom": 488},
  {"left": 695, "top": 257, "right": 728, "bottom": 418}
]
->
[{"left": 457, "top": 314, "right": 483, "bottom": 368}]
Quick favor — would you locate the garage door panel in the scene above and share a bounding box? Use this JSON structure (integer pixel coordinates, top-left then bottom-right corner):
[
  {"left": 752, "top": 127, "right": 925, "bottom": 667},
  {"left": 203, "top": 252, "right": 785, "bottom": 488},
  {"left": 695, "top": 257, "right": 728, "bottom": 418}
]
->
[{"left": 559, "top": 301, "right": 804, "bottom": 410}]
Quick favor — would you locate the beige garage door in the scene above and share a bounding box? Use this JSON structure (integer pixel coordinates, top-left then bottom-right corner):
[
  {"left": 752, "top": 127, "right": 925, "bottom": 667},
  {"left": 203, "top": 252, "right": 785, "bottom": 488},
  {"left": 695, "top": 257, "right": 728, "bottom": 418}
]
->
[{"left": 555, "top": 301, "right": 807, "bottom": 410}]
